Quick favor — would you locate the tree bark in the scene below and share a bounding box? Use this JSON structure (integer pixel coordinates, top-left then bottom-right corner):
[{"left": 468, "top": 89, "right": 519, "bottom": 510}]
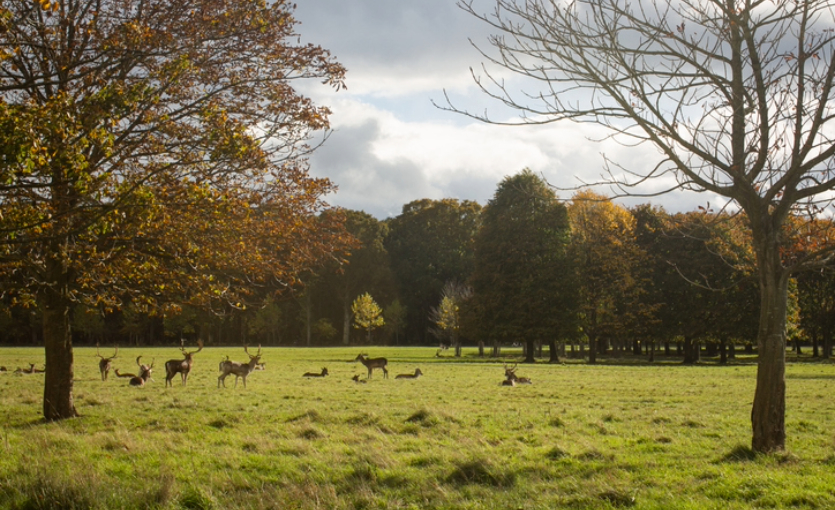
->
[
  {"left": 524, "top": 338, "right": 535, "bottom": 363},
  {"left": 42, "top": 300, "right": 77, "bottom": 421},
  {"left": 750, "top": 238, "right": 788, "bottom": 453},
  {"left": 548, "top": 339, "right": 560, "bottom": 363}
]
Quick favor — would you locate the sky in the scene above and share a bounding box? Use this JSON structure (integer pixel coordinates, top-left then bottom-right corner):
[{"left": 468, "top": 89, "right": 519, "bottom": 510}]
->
[{"left": 293, "top": 1, "right": 721, "bottom": 219}]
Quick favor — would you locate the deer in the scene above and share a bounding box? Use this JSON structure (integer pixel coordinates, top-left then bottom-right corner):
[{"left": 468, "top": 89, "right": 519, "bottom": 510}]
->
[
  {"left": 351, "top": 374, "right": 367, "bottom": 384},
  {"left": 504, "top": 363, "right": 532, "bottom": 384},
  {"left": 217, "top": 345, "right": 262, "bottom": 388},
  {"left": 95, "top": 343, "right": 118, "bottom": 381},
  {"left": 302, "top": 367, "right": 329, "bottom": 378},
  {"left": 395, "top": 368, "right": 424, "bottom": 380},
  {"left": 116, "top": 356, "right": 154, "bottom": 387},
  {"left": 164, "top": 339, "right": 203, "bottom": 387},
  {"left": 14, "top": 363, "right": 42, "bottom": 374},
  {"left": 354, "top": 354, "right": 388, "bottom": 379}
]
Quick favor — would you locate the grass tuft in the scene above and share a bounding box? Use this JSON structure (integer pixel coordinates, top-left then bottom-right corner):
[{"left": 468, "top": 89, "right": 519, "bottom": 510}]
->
[
  {"left": 405, "top": 408, "right": 439, "bottom": 427},
  {"left": 298, "top": 426, "right": 325, "bottom": 440},
  {"left": 545, "top": 446, "right": 570, "bottom": 460},
  {"left": 599, "top": 488, "right": 637, "bottom": 507},
  {"left": 446, "top": 458, "right": 516, "bottom": 488}
]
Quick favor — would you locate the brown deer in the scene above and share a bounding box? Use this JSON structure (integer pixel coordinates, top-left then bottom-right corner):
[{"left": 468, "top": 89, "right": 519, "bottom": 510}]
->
[
  {"left": 116, "top": 356, "right": 154, "bottom": 387},
  {"left": 395, "top": 368, "right": 423, "bottom": 379},
  {"left": 14, "top": 363, "right": 42, "bottom": 374},
  {"left": 95, "top": 344, "right": 118, "bottom": 381},
  {"left": 354, "top": 354, "right": 388, "bottom": 379},
  {"left": 504, "top": 363, "right": 532, "bottom": 384},
  {"left": 302, "top": 367, "right": 329, "bottom": 378},
  {"left": 351, "top": 374, "right": 367, "bottom": 384},
  {"left": 217, "top": 345, "right": 262, "bottom": 388},
  {"left": 164, "top": 339, "right": 203, "bottom": 387}
]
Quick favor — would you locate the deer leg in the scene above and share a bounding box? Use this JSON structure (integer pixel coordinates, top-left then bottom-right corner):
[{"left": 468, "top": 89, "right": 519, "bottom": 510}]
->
[{"left": 383, "top": 367, "right": 388, "bottom": 379}]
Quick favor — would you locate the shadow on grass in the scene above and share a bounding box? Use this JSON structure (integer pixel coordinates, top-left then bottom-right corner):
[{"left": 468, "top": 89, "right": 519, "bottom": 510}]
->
[
  {"left": 719, "top": 445, "right": 757, "bottom": 462},
  {"left": 446, "top": 458, "right": 516, "bottom": 488}
]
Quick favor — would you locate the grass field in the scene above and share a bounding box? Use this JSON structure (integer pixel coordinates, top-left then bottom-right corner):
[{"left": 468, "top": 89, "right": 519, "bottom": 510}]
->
[{"left": 0, "top": 346, "right": 833, "bottom": 509}]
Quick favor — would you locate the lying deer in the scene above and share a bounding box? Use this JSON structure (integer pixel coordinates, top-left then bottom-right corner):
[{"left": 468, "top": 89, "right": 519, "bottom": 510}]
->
[
  {"left": 351, "top": 374, "right": 367, "bottom": 384},
  {"left": 164, "top": 339, "right": 203, "bottom": 387},
  {"left": 95, "top": 343, "right": 118, "bottom": 381},
  {"left": 354, "top": 354, "right": 388, "bottom": 379},
  {"left": 218, "top": 345, "right": 262, "bottom": 388},
  {"left": 116, "top": 356, "right": 154, "bottom": 387},
  {"left": 504, "top": 363, "right": 532, "bottom": 384},
  {"left": 14, "top": 363, "right": 43, "bottom": 374},
  {"left": 395, "top": 368, "right": 424, "bottom": 379},
  {"left": 303, "top": 367, "right": 329, "bottom": 378}
]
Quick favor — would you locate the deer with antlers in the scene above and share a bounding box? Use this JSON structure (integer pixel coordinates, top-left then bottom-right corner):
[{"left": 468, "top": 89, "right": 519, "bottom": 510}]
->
[
  {"left": 164, "top": 339, "right": 203, "bottom": 387},
  {"left": 504, "top": 363, "right": 532, "bottom": 385},
  {"left": 302, "top": 367, "right": 329, "bottom": 378},
  {"left": 395, "top": 368, "right": 424, "bottom": 380},
  {"left": 354, "top": 354, "right": 388, "bottom": 379},
  {"left": 14, "top": 363, "right": 43, "bottom": 374},
  {"left": 95, "top": 344, "right": 118, "bottom": 381},
  {"left": 115, "top": 356, "right": 155, "bottom": 387},
  {"left": 218, "top": 345, "right": 262, "bottom": 388}
]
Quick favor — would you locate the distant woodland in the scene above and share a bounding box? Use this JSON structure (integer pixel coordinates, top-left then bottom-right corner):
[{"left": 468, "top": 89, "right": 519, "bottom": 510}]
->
[{"left": 2, "top": 170, "right": 832, "bottom": 361}]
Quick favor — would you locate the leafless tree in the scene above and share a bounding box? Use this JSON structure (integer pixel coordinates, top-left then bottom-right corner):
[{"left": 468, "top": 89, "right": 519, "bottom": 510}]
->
[{"left": 448, "top": 0, "right": 835, "bottom": 453}]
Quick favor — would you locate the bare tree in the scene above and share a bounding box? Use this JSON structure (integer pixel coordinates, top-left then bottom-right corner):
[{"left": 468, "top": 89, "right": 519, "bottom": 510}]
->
[{"left": 448, "top": 0, "right": 835, "bottom": 452}]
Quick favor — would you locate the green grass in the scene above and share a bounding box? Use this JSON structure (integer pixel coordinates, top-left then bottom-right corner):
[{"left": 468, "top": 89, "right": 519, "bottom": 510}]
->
[{"left": 0, "top": 346, "right": 833, "bottom": 509}]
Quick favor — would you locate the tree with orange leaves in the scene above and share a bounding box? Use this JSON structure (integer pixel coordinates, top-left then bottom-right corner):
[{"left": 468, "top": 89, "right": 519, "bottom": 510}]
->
[{"left": 0, "top": 0, "right": 348, "bottom": 420}]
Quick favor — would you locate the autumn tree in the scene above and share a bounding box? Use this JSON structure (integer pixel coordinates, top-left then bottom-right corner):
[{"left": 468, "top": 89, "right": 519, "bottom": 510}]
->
[
  {"left": 386, "top": 199, "right": 482, "bottom": 343},
  {"left": 352, "top": 293, "right": 385, "bottom": 344},
  {"left": 469, "top": 170, "right": 577, "bottom": 362},
  {"left": 453, "top": 0, "right": 835, "bottom": 452},
  {"left": 311, "top": 210, "right": 394, "bottom": 345},
  {"left": 428, "top": 281, "right": 472, "bottom": 356},
  {"left": 568, "top": 191, "right": 641, "bottom": 364},
  {"left": 0, "top": 0, "right": 347, "bottom": 420}
]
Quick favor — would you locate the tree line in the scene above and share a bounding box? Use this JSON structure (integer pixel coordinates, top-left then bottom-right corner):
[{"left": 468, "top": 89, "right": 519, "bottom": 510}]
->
[{"left": 5, "top": 169, "right": 833, "bottom": 364}]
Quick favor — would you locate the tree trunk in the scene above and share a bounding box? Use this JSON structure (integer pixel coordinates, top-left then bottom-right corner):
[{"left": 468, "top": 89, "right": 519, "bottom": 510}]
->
[
  {"left": 342, "top": 301, "right": 351, "bottom": 345},
  {"left": 750, "top": 238, "right": 789, "bottom": 453},
  {"left": 588, "top": 334, "right": 597, "bottom": 364},
  {"left": 648, "top": 340, "right": 655, "bottom": 363},
  {"left": 632, "top": 339, "right": 641, "bottom": 356},
  {"left": 812, "top": 330, "right": 819, "bottom": 358},
  {"left": 524, "top": 338, "right": 535, "bottom": 363},
  {"left": 548, "top": 339, "right": 560, "bottom": 363},
  {"left": 682, "top": 336, "right": 696, "bottom": 364},
  {"left": 42, "top": 298, "right": 77, "bottom": 421},
  {"left": 719, "top": 339, "right": 727, "bottom": 365}
]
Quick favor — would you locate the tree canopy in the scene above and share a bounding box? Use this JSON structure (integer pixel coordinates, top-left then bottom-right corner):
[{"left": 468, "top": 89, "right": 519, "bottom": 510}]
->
[{"left": 0, "top": 0, "right": 348, "bottom": 420}]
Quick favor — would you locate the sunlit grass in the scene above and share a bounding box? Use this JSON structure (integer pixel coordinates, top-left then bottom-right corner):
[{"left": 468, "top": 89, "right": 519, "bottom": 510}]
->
[{"left": 0, "top": 346, "right": 833, "bottom": 509}]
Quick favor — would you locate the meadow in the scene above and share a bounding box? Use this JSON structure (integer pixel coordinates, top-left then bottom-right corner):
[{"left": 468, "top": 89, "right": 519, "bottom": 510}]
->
[{"left": 0, "top": 346, "right": 833, "bottom": 509}]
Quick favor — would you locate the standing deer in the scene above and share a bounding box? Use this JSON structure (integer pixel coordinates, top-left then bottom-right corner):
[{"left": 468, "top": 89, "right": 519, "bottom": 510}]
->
[
  {"left": 217, "top": 345, "right": 262, "bottom": 388},
  {"left": 504, "top": 363, "right": 532, "bottom": 384},
  {"left": 354, "top": 354, "right": 388, "bottom": 379},
  {"left": 164, "top": 339, "right": 203, "bottom": 387},
  {"left": 95, "top": 344, "right": 118, "bottom": 381},
  {"left": 302, "top": 367, "right": 329, "bottom": 378},
  {"left": 395, "top": 368, "right": 424, "bottom": 379}
]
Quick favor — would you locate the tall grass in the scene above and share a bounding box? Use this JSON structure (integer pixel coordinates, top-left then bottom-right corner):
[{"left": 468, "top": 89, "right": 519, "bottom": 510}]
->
[{"left": 0, "top": 346, "right": 832, "bottom": 509}]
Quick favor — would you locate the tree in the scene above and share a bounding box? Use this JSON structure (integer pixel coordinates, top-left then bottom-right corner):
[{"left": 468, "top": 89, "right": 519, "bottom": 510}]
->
[
  {"left": 469, "top": 170, "right": 577, "bottom": 362},
  {"left": 384, "top": 299, "right": 407, "bottom": 345},
  {"left": 453, "top": 0, "right": 835, "bottom": 452},
  {"left": 0, "top": 0, "right": 347, "bottom": 420},
  {"left": 429, "top": 281, "right": 473, "bottom": 356},
  {"left": 386, "top": 199, "right": 482, "bottom": 343},
  {"left": 568, "top": 191, "right": 641, "bottom": 364},
  {"left": 312, "top": 210, "right": 394, "bottom": 345},
  {"left": 352, "top": 293, "right": 385, "bottom": 344}
]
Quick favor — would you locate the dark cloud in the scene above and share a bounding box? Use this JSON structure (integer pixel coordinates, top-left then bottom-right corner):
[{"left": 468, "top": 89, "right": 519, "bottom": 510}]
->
[{"left": 309, "top": 117, "right": 436, "bottom": 218}]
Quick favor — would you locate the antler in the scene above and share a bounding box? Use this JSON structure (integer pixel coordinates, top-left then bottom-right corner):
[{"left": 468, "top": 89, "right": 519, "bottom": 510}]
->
[{"left": 136, "top": 356, "right": 143, "bottom": 368}]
